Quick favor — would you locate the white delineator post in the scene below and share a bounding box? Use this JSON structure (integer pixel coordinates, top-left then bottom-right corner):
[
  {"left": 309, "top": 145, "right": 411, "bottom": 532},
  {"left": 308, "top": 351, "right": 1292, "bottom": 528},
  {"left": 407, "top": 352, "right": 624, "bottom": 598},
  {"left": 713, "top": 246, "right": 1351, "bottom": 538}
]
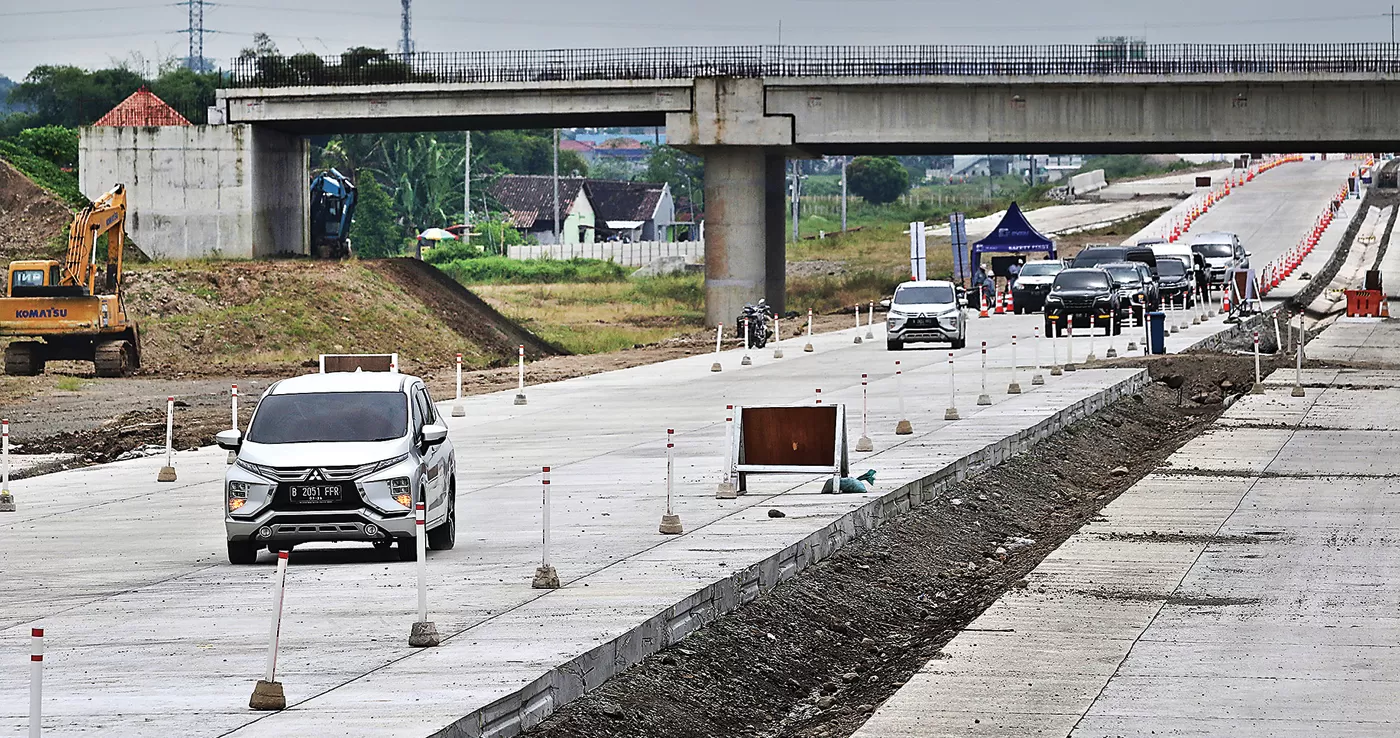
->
[
  {"left": 717, "top": 406, "right": 737, "bottom": 498},
  {"left": 248, "top": 550, "right": 289, "bottom": 710},
  {"left": 659, "top": 429, "right": 683, "bottom": 534},
  {"left": 1050, "top": 322, "right": 1063, "bottom": 376},
  {"left": 1293, "top": 314, "right": 1306, "bottom": 397},
  {"left": 865, "top": 301, "right": 875, "bottom": 340},
  {"left": 157, "top": 396, "right": 177, "bottom": 482},
  {"left": 853, "top": 305, "right": 863, "bottom": 344},
  {"left": 1007, "top": 335, "right": 1022, "bottom": 394},
  {"left": 772, "top": 315, "right": 784, "bottom": 359},
  {"left": 1032, "top": 326, "right": 1046, "bottom": 385},
  {"left": 408, "top": 501, "right": 440, "bottom": 647},
  {"left": 804, "top": 309, "right": 814, "bottom": 352},
  {"left": 977, "top": 341, "right": 992, "bottom": 405},
  {"left": 513, "top": 346, "right": 528, "bottom": 406},
  {"left": 1065, "top": 324, "right": 1078, "bottom": 371},
  {"left": 894, "top": 361, "right": 913, "bottom": 435},
  {"left": 711, "top": 323, "right": 724, "bottom": 372},
  {"left": 741, "top": 318, "right": 753, "bottom": 365},
  {"left": 451, "top": 353, "right": 466, "bottom": 417},
  {"left": 1250, "top": 330, "right": 1266, "bottom": 394},
  {"left": 227, "top": 384, "right": 240, "bottom": 464},
  {"left": 1087, "top": 317, "right": 1098, "bottom": 362},
  {"left": 945, "top": 352, "right": 960, "bottom": 421},
  {"left": 1106, "top": 311, "right": 1119, "bottom": 358},
  {"left": 1273, "top": 315, "right": 1283, "bottom": 357},
  {"left": 856, "top": 375, "right": 874, "bottom": 451},
  {"left": 531, "top": 467, "right": 561, "bottom": 588},
  {"left": 29, "top": 627, "right": 41, "bottom": 738},
  {"left": 1, "top": 419, "right": 14, "bottom": 512}
]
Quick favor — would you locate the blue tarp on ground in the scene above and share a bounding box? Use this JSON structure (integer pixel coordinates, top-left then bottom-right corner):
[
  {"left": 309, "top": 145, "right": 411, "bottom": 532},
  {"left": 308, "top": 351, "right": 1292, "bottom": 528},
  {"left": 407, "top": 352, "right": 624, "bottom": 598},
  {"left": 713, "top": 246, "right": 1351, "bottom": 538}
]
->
[{"left": 971, "top": 202, "right": 1057, "bottom": 258}]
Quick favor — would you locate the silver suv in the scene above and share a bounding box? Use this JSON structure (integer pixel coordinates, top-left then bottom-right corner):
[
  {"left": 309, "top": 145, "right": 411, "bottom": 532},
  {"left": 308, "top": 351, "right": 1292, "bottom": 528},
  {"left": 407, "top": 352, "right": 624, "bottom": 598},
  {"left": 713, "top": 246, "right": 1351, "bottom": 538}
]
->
[
  {"left": 1189, "top": 231, "right": 1251, "bottom": 286},
  {"left": 886, "top": 280, "right": 966, "bottom": 350},
  {"left": 217, "top": 371, "right": 456, "bottom": 564}
]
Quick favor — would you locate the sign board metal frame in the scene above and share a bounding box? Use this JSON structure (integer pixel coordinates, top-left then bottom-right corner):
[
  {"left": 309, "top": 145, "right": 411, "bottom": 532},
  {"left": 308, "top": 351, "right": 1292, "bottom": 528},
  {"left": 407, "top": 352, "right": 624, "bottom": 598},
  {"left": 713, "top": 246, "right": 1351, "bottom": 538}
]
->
[
  {"left": 319, "top": 353, "right": 400, "bottom": 373},
  {"left": 726, "top": 404, "right": 849, "bottom": 494}
]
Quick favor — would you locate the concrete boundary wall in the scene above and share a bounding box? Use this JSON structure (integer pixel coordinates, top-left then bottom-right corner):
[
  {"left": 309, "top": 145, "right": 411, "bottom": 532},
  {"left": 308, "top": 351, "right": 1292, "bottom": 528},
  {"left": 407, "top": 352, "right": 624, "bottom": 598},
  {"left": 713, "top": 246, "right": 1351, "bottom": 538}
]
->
[
  {"left": 507, "top": 240, "right": 704, "bottom": 266},
  {"left": 1069, "top": 168, "right": 1107, "bottom": 196},
  {"left": 438, "top": 368, "right": 1152, "bottom": 738}
]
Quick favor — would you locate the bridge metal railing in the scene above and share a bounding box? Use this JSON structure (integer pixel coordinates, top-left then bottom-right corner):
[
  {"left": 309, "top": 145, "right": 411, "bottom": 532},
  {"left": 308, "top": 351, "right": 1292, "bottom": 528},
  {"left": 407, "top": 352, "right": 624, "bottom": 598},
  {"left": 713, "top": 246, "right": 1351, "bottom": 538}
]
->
[{"left": 228, "top": 43, "right": 1400, "bottom": 88}]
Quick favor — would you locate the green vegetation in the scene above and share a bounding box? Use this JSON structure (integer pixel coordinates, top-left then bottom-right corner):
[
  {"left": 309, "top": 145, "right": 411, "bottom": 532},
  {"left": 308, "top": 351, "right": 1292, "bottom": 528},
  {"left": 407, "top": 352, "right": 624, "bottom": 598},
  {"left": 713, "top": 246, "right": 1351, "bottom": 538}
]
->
[
  {"left": 846, "top": 156, "right": 911, "bottom": 205},
  {"left": 349, "top": 171, "right": 403, "bottom": 258},
  {"left": 0, "top": 139, "right": 86, "bottom": 207},
  {"left": 1076, "top": 155, "right": 1196, "bottom": 181},
  {"left": 433, "top": 256, "right": 629, "bottom": 285},
  {"left": 54, "top": 376, "right": 83, "bottom": 392}
]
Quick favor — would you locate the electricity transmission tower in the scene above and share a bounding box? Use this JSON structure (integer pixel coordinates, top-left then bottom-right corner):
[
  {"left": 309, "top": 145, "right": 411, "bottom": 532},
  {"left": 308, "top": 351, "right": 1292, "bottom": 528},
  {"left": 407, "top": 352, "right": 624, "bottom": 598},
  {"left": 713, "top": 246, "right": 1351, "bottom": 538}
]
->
[
  {"left": 183, "top": 0, "right": 207, "bottom": 71},
  {"left": 400, "top": 0, "right": 414, "bottom": 57}
]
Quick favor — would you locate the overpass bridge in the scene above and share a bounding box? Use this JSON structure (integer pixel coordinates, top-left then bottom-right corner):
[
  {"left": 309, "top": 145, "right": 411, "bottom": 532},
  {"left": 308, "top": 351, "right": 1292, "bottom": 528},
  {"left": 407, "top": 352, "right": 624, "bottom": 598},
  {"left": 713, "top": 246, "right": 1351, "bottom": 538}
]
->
[{"left": 85, "top": 44, "right": 1400, "bottom": 322}]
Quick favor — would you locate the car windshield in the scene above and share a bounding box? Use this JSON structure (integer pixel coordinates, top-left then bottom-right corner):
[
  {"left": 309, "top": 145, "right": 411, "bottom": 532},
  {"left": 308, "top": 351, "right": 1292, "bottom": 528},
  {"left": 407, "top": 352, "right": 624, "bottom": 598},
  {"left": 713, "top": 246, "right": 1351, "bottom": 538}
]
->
[
  {"left": 1073, "top": 250, "right": 1125, "bottom": 267},
  {"left": 1017, "top": 263, "right": 1062, "bottom": 277},
  {"left": 246, "top": 391, "right": 408, "bottom": 444},
  {"left": 1102, "top": 265, "right": 1141, "bottom": 283},
  {"left": 1054, "top": 271, "right": 1111, "bottom": 290},
  {"left": 1192, "top": 242, "right": 1234, "bottom": 258},
  {"left": 1157, "top": 260, "right": 1187, "bottom": 277},
  {"left": 894, "top": 285, "right": 955, "bottom": 305}
]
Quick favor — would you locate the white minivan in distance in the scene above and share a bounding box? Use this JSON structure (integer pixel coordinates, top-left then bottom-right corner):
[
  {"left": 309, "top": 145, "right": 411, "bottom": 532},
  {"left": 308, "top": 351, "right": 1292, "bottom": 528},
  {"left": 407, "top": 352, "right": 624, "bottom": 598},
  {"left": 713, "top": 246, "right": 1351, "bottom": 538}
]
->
[
  {"left": 217, "top": 370, "right": 457, "bottom": 564},
  {"left": 885, "top": 280, "right": 967, "bottom": 350}
]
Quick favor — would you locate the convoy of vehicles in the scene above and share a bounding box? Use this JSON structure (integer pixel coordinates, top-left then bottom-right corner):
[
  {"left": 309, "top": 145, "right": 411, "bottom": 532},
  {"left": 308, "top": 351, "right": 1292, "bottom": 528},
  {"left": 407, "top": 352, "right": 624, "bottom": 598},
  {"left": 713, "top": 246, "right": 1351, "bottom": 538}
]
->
[
  {"left": 2, "top": 184, "right": 141, "bottom": 377},
  {"left": 217, "top": 367, "right": 457, "bottom": 565},
  {"left": 885, "top": 280, "right": 966, "bottom": 350}
]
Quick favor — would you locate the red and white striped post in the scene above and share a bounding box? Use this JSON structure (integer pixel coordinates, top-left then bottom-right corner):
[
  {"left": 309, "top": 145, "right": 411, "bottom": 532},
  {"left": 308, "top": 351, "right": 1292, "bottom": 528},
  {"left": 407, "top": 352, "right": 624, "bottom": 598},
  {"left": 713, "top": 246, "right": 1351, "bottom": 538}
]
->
[
  {"left": 1008, "top": 335, "right": 1022, "bottom": 394},
  {"left": 894, "top": 361, "right": 913, "bottom": 435},
  {"left": 451, "top": 353, "right": 466, "bottom": 417},
  {"left": 249, "top": 551, "right": 289, "bottom": 710},
  {"left": 531, "top": 467, "right": 561, "bottom": 588},
  {"left": 659, "top": 429, "right": 683, "bottom": 534},
  {"left": 945, "top": 352, "right": 961, "bottom": 421},
  {"left": 1032, "top": 325, "right": 1046, "bottom": 386},
  {"left": 1, "top": 418, "right": 14, "bottom": 512},
  {"left": 855, "top": 375, "right": 874, "bottom": 451},
  {"left": 514, "top": 346, "right": 528, "bottom": 406},
  {"left": 157, "top": 396, "right": 177, "bottom": 482},
  {"left": 741, "top": 318, "right": 753, "bottom": 365},
  {"left": 29, "top": 627, "right": 41, "bottom": 737},
  {"left": 409, "top": 500, "right": 440, "bottom": 646},
  {"left": 804, "top": 309, "right": 814, "bottom": 352},
  {"left": 814, "top": 388, "right": 822, "bottom": 405},
  {"left": 226, "top": 385, "right": 240, "bottom": 464},
  {"left": 717, "top": 406, "right": 737, "bottom": 498},
  {"left": 977, "top": 342, "right": 992, "bottom": 406}
]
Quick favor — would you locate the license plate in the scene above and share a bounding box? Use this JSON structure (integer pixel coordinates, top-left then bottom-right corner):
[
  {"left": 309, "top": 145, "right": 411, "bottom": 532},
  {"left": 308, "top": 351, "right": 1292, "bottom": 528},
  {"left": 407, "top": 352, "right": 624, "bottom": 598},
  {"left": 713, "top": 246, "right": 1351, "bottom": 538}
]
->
[{"left": 289, "top": 485, "right": 342, "bottom": 504}]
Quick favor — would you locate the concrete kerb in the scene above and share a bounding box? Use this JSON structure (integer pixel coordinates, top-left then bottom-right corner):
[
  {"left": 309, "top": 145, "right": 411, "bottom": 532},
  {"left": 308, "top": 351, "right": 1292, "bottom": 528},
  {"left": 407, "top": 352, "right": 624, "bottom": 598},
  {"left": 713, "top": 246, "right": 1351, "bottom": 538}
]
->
[{"left": 435, "top": 368, "right": 1151, "bottom": 738}]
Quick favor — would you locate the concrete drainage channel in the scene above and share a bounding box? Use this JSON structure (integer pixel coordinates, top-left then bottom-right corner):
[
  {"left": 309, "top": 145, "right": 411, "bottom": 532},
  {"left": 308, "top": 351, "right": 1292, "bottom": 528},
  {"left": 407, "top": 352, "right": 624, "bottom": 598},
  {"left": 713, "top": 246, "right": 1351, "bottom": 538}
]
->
[
  {"left": 438, "top": 369, "right": 1150, "bottom": 738},
  {"left": 517, "top": 360, "right": 1254, "bottom": 738}
]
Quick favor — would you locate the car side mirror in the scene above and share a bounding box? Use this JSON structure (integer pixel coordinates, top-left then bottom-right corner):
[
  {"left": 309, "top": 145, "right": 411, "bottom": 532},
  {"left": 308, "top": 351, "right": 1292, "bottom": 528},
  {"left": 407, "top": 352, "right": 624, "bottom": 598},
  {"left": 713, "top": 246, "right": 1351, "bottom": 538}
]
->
[
  {"left": 880, "top": 298, "right": 891, "bottom": 308},
  {"left": 1245, "top": 251, "right": 1252, "bottom": 257},
  {"left": 421, "top": 423, "right": 448, "bottom": 447},
  {"left": 215, "top": 429, "right": 242, "bottom": 451}
]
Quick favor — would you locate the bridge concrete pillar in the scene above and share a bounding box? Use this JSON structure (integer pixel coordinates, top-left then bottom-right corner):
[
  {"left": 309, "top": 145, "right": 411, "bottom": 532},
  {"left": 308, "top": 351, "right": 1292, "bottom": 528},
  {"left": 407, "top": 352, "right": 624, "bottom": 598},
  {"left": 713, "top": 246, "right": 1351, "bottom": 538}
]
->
[
  {"left": 764, "top": 154, "right": 787, "bottom": 315},
  {"left": 703, "top": 147, "right": 769, "bottom": 327}
]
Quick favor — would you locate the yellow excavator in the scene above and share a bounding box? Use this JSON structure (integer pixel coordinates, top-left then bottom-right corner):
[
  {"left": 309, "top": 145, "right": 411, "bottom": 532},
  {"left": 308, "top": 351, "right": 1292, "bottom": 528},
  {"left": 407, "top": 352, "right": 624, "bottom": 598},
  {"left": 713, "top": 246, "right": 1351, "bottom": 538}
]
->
[{"left": 2, "top": 184, "right": 141, "bottom": 377}]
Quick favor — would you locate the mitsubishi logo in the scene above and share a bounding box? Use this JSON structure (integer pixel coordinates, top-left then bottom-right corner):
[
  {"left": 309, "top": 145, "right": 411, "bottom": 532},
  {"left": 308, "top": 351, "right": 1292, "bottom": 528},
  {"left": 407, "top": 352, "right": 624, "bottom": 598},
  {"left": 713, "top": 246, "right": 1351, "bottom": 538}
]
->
[{"left": 305, "top": 469, "right": 325, "bottom": 482}]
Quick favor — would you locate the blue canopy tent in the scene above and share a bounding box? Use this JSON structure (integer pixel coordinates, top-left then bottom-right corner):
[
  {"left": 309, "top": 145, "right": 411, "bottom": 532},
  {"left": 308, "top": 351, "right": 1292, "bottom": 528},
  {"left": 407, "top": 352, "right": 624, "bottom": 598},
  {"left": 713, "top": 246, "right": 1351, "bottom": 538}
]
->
[{"left": 971, "top": 202, "right": 1057, "bottom": 259}]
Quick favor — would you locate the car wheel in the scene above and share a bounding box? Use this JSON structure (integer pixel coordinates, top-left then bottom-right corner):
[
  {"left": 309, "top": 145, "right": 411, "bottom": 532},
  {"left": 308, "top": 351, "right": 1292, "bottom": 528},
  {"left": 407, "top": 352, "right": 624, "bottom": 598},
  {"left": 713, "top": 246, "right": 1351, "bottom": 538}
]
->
[
  {"left": 886, "top": 339, "right": 904, "bottom": 351},
  {"left": 951, "top": 336, "right": 966, "bottom": 350},
  {"left": 227, "top": 540, "right": 259, "bottom": 565},
  {"left": 397, "top": 538, "right": 418, "bottom": 561},
  {"left": 428, "top": 492, "right": 456, "bottom": 551},
  {"left": 372, "top": 540, "right": 394, "bottom": 551}
]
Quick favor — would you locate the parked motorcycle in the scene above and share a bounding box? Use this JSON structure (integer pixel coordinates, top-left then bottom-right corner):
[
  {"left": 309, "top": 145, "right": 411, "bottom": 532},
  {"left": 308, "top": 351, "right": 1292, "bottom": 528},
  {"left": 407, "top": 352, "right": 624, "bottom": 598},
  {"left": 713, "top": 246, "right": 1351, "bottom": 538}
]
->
[{"left": 736, "top": 300, "right": 773, "bottom": 349}]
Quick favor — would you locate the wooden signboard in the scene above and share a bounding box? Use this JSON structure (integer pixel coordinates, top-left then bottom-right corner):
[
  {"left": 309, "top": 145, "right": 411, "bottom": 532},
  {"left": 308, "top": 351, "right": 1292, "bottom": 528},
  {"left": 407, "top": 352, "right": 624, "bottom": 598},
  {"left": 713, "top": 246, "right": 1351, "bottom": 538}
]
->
[{"left": 726, "top": 404, "right": 849, "bottom": 493}]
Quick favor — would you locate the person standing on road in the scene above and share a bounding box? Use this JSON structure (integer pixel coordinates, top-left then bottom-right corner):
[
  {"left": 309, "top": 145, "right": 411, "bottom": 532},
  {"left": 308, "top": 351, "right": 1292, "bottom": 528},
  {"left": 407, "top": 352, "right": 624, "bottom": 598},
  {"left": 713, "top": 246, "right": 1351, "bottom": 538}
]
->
[{"left": 1008, "top": 258, "right": 1023, "bottom": 286}]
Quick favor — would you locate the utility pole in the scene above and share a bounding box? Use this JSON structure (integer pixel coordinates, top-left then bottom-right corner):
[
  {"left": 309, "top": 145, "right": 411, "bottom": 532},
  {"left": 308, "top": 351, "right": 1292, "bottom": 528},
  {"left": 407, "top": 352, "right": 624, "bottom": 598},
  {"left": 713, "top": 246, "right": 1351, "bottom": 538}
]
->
[
  {"left": 553, "top": 129, "right": 561, "bottom": 245},
  {"left": 400, "top": 0, "right": 414, "bottom": 57},
  {"left": 463, "top": 132, "right": 471, "bottom": 245},
  {"left": 840, "top": 156, "right": 848, "bottom": 233},
  {"left": 1390, "top": 5, "right": 1398, "bottom": 44}
]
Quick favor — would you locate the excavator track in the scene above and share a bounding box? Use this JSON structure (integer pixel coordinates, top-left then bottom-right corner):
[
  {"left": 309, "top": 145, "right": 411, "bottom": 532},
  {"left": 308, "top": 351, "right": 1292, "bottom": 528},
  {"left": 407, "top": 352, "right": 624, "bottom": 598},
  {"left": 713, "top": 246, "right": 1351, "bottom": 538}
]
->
[
  {"left": 93, "top": 339, "right": 134, "bottom": 378},
  {"left": 3, "top": 341, "right": 44, "bottom": 376}
]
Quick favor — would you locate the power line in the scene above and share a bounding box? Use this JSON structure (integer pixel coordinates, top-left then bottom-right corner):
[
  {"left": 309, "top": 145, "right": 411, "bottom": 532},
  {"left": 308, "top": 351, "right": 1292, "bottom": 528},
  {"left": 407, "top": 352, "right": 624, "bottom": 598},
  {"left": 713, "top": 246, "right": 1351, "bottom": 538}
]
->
[{"left": 0, "top": 4, "right": 175, "bottom": 17}]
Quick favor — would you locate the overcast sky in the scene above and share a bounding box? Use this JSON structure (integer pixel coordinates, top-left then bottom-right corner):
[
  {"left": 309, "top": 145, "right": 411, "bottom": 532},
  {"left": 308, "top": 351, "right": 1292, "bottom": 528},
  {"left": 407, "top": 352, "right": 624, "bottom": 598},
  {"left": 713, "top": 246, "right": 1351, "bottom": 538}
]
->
[{"left": 1, "top": 0, "right": 1394, "bottom": 79}]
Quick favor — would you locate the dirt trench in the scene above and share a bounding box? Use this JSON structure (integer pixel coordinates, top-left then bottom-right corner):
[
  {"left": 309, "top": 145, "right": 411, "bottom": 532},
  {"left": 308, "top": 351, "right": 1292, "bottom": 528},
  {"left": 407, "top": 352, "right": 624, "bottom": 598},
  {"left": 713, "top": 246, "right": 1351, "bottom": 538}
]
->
[{"left": 521, "top": 353, "right": 1261, "bottom": 738}]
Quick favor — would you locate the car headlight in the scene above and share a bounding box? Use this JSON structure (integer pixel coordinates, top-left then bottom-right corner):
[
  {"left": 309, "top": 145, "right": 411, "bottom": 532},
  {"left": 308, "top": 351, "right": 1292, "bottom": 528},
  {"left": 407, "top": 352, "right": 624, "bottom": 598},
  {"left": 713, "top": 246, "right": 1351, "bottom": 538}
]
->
[
  {"left": 388, "top": 477, "right": 413, "bottom": 508},
  {"left": 235, "top": 458, "right": 279, "bottom": 481},
  {"left": 1045, "top": 294, "right": 1062, "bottom": 303},
  {"left": 366, "top": 452, "right": 412, "bottom": 476},
  {"left": 227, "top": 480, "right": 253, "bottom": 512}
]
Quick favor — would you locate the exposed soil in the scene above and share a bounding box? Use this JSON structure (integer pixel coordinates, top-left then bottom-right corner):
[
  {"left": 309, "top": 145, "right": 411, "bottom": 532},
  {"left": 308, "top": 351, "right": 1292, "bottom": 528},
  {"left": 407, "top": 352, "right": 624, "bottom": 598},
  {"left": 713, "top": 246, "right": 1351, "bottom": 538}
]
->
[
  {"left": 521, "top": 352, "right": 1260, "bottom": 738},
  {"left": 0, "top": 157, "right": 71, "bottom": 263}
]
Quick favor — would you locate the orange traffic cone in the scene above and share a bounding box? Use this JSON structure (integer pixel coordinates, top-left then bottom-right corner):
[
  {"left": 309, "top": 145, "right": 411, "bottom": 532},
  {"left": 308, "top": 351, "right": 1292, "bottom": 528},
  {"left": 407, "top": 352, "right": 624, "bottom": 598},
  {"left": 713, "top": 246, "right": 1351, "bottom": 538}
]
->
[
  {"left": 994, "top": 290, "right": 1005, "bottom": 315},
  {"left": 979, "top": 301, "right": 990, "bottom": 318},
  {"left": 1383, "top": 300, "right": 1391, "bottom": 319},
  {"left": 1221, "top": 288, "right": 1231, "bottom": 314}
]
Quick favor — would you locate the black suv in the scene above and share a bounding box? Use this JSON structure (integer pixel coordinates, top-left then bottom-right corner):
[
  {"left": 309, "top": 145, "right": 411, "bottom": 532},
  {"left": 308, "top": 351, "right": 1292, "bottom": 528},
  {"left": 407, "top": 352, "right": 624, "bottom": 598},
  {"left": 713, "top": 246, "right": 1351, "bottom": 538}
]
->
[
  {"left": 1072, "top": 244, "right": 1159, "bottom": 276},
  {"left": 1100, "top": 261, "right": 1159, "bottom": 323},
  {"left": 1043, "top": 268, "right": 1122, "bottom": 336}
]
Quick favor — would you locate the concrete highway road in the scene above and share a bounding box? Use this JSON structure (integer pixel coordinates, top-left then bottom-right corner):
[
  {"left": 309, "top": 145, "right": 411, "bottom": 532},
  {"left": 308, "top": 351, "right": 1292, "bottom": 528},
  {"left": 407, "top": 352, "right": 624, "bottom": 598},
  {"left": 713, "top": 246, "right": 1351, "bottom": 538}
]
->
[{"left": 0, "top": 158, "right": 1357, "bottom": 737}]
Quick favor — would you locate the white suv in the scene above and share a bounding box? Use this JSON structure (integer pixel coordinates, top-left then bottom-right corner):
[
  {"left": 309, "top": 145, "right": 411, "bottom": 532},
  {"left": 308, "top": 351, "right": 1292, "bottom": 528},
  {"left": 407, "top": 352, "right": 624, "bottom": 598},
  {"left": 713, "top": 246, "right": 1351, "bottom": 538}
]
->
[
  {"left": 217, "top": 371, "right": 456, "bottom": 564},
  {"left": 886, "top": 280, "right": 966, "bottom": 350}
]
